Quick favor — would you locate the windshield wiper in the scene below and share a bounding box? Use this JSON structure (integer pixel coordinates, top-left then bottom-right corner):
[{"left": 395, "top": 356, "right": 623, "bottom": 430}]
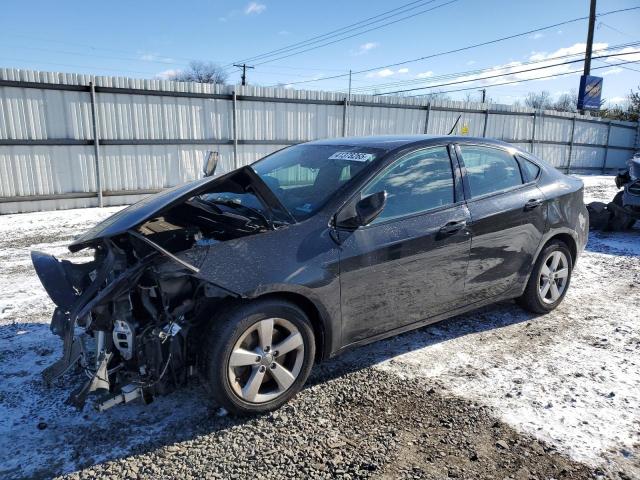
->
[{"left": 204, "top": 198, "right": 274, "bottom": 230}]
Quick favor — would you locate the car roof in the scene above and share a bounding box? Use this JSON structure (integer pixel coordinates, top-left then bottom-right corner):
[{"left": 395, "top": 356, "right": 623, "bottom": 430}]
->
[{"left": 305, "top": 135, "right": 515, "bottom": 153}]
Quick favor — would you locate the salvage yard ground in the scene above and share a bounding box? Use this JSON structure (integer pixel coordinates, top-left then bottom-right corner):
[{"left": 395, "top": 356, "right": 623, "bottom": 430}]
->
[{"left": 0, "top": 175, "right": 638, "bottom": 479}]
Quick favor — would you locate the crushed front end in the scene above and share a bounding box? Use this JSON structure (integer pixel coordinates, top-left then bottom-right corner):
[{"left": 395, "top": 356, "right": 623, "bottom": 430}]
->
[{"left": 32, "top": 235, "right": 225, "bottom": 411}]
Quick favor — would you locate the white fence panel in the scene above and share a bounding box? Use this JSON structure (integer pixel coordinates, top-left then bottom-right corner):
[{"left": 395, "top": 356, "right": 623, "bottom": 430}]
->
[{"left": 0, "top": 67, "right": 637, "bottom": 214}]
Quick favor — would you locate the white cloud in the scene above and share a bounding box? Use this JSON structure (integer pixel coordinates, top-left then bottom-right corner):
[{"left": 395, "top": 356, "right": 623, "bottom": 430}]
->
[
  {"left": 601, "top": 67, "right": 624, "bottom": 76},
  {"left": 365, "top": 67, "right": 410, "bottom": 78},
  {"left": 606, "top": 96, "right": 627, "bottom": 105},
  {"left": 156, "top": 69, "right": 181, "bottom": 80},
  {"left": 139, "top": 52, "right": 174, "bottom": 63},
  {"left": 245, "top": 2, "right": 266, "bottom": 14},
  {"left": 354, "top": 42, "right": 379, "bottom": 55},
  {"left": 416, "top": 70, "right": 434, "bottom": 78},
  {"left": 531, "top": 33, "right": 544, "bottom": 40},
  {"left": 366, "top": 68, "right": 395, "bottom": 78},
  {"left": 466, "top": 60, "right": 476, "bottom": 66}
]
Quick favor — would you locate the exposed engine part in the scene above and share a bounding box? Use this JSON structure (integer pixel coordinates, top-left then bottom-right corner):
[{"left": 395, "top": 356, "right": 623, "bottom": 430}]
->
[
  {"left": 97, "top": 384, "right": 143, "bottom": 412},
  {"left": 113, "top": 320, "right": 135, "bottom": 360}
]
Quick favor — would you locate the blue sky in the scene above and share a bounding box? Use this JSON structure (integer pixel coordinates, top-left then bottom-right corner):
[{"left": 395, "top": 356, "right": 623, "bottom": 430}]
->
[{"left": 1, "top": 0, "right": 639, "bottom": 105}]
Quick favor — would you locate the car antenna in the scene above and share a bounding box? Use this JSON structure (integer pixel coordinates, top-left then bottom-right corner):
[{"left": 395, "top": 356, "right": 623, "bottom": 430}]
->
[{"left": 448, "top": 114, "right": 462, "bottom": 135}]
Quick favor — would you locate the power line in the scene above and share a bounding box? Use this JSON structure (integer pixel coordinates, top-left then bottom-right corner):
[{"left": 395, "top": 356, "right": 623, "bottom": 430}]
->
[
  {"left": 266, "top": 6, "right": 640, "bottom": 88},
  {"left": 228, "top": 0, "right": 442, "bottom": 66},
  {"left": 374, "top": 50, "right": 640, "bottom": 95},
  {"left": 251, "top": 0, "right": 458, "bottom": 67},
  {"left": 410, "top": 59, "right": 640, "bottom": 96},
  {"left": 349, "top": 41, "right": 640, "bottom": 93},
  {"left": 595, "top": 57, "right": 640, "bottom": 73}
]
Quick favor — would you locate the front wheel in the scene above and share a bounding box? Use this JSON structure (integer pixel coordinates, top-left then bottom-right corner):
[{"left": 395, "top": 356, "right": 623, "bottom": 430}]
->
[
  {"left": 517, "top": 240, "right": 573, "bottom": 314},
  {"left": 204, "top": 299, "right": 315, "bottom": 415}
]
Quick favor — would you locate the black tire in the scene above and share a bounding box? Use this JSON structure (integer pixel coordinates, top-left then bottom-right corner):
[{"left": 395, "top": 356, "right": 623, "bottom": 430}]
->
[
  {"left": 517, "top": 240, "right": 573, "bottom": 314},
  {"left": 607, "top": 192, "right": 636, "bottom": 231},
  {"left": 204, "top": 299, "right": 315, "bottom": 415}
]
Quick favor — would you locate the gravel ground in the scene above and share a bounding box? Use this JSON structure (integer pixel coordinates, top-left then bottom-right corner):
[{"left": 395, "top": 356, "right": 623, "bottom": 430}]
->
[{"left": 0, "top": 175, "right": 638, "bottom": 480}]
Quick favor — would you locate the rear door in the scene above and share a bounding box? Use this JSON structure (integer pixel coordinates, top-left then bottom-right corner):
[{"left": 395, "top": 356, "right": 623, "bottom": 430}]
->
[
  {"left": 456, "top": 144, "right": 546, "bottom": 302},
  {"left": 338, "top": 145, "right": 471, "bottom": 345}
]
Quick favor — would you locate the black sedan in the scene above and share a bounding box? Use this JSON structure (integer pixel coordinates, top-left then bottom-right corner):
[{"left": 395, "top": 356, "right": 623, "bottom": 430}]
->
[{"left": 32, "top": 135, "right": 589, "bottom": 415}]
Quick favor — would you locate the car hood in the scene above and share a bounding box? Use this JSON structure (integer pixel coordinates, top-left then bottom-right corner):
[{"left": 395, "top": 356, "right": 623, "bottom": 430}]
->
[{"left": 69, "top": 167, "right": 294, "bottom": 252}]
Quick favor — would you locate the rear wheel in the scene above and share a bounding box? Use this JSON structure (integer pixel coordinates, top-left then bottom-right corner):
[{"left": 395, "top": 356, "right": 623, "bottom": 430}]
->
[
  {"left": 517, "top": 240, "right": 573, "bottom": 314},
  {"left": 204, "top": 299, "right": 315, "bottom": 415}
]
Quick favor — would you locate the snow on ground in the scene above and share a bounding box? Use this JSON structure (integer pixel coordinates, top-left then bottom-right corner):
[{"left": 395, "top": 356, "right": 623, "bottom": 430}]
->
[
  {"left": 0, "top": 176, "right": 638, "bottom": 478},
  {"left": 360, "top": 175, "right": 640, "bottom": 475}
]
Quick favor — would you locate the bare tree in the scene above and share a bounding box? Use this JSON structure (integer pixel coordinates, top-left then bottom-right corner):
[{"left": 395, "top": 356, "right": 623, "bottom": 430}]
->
[
  {"left": 594, "top": 86, "right": 639, "bottom": 122},
  {"left": 553, "top": 91, "right": 578, "bottom": 112},
  {"left": 628, "top": 84, "right": 640, "bottom": 119},
  {"left": 424, "top": 91, "right": 450, "bottom": 102},
  {"left": 524, "top": 91, "right": 553, "bottom": 110},
  {"left": 168, "top": 61, "right": 228, "bottom": 84}
]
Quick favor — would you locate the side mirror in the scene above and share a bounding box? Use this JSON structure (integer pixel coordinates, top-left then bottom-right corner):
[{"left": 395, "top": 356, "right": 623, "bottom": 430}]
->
[
  {"left": 202, "top": 151, "right": 219, "bottom": 177},
  {"left": 335, "top": 191, "right": 387, "bottom": 229}
]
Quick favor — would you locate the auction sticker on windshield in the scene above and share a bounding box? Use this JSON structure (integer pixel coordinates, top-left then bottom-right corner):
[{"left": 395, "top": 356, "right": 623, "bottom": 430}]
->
[{"left": 328, "top": 151, "right": 375, "bottom": 162}]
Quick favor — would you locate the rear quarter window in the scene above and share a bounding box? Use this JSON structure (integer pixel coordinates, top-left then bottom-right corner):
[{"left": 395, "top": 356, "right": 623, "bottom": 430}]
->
[{"left": 519, "top": 157, "right": 541, "bottom": 182}]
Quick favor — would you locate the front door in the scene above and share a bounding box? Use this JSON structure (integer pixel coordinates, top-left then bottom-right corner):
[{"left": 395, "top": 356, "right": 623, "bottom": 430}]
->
[{"left": 337, "top": 145, "right": 471, "bottom": 345}]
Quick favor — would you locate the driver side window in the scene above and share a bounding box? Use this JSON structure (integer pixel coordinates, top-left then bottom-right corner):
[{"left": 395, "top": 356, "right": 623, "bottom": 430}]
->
[{"left": 362, "top": 146, "right": 455, "bottom": 224}]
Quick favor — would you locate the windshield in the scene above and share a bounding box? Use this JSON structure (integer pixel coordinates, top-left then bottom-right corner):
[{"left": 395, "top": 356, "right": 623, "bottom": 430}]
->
[{"left": 201, "top": 144, "right": 384, "bottom": 222}]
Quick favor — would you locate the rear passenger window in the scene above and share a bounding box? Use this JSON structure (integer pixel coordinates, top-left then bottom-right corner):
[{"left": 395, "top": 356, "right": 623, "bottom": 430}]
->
[
  {"left": 520, "top": 158, "right": 541, "bottom": 181},
  {"left": 362, "top": 146, "right": 454, "bottom": 223},
  {"left": 460, "top": 146, "right": 523, "bottom": 197}
]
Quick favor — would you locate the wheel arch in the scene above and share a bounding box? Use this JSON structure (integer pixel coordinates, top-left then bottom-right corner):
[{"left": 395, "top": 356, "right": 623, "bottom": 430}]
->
[
  {"left": 248, "top": 290, "right": 333, "bottom": 362},
  {"left": 518, "top": 229, "right": 579, "bottom": 297}
]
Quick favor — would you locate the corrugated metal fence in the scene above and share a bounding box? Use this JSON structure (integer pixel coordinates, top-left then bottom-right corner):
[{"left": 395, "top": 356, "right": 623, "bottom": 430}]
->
[{"left": 0, "top": 68, "right": 638, "bottom": 214}]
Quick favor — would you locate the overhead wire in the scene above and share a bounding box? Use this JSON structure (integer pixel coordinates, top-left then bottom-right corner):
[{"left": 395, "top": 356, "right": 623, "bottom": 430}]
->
[
  {"left": 348, "top": 41, "right": 640, "bottom": 93},
  {"left": 264, "top": 6, "right": 640, "bottom": 88},
  {"left": 409, "top": 59, "right": 640, "bottom": 96},
  {"left": 373, "top": 50, "right": 640, "bottom": 95},
  {"left": 227, "top": 0, "right": 442, "bottom": 66}
]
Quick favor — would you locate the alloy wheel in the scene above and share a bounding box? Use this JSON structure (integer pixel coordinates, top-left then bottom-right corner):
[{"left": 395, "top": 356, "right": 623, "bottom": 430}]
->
[
  {"left": 538, "top": 250, "right": 569, "bottom": 304},
  {"left": 227, "top": 318, "right": 305, "bottom": 403}
]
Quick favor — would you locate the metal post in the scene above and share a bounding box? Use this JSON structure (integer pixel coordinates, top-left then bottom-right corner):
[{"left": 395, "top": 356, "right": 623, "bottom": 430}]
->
[
  {"left": 89, "top": 82, "right": 103, "bottom": 207},
  {"left": 232, "top": 90, "right": 238, "bottom": 169},
  {"left": 567, "top": 116, "right": 577, "bottom": 174},
  {"left": 424, "top": 103, "right": 431, "bottom": 134},
  {"left": 602, "top": 121, "right": 612, "bottom": 173},
  {"left": 531, "top": 111, "right": 537, "bottom": 154},
  {"left": 345, "top": 70, "right": 352, "bottom": 136},
  {"left": 482, "top": 109, "right": 489, "bottom": 137},
  {"left": 342, "top": 97, "right": 348, "bottom": 137}
]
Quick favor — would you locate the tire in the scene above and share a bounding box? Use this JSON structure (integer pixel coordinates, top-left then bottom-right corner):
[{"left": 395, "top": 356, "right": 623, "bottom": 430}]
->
[
  {"left": 517, "top": 240, "right": 573, "bottom": 314},
  {"left": 204, "top": 299, "right": 315, "bottom": 415}
]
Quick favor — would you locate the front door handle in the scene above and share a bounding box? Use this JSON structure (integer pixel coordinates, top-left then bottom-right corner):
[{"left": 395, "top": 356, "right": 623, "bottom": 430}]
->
[
  {"left": 438, "top": 220, "right": 467, "bottom": 235},
  {"left": 524, "top": 198, "right": 543, "bottom": 210}
]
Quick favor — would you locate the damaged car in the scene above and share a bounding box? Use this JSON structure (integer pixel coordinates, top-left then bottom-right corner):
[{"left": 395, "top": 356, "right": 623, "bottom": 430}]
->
[{"left": 33, "top": 136, "right": 589, "bottom": 415}]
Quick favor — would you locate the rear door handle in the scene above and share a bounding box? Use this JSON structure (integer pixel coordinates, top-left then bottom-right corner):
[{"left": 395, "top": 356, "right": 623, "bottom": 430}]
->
[
  {"left": 524, "top": 198, "right": 543, "bottom": 210},
  {"left": 439, "top": 220, "right": 467, "bottom": 235}
]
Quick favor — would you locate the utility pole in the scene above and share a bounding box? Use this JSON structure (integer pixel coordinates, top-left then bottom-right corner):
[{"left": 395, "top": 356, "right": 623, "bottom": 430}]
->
[
  {"left": 583, "top": 0, "right": 597, "bottom": 78},
  {"left": 233, "top": 63, "right": 255, "bottom": 86},
  {"left": 478, "top": 88, "right": 486, "bottom": 103},
  {"left": 580, "top": 0, "right": 597, "bottom": 114}
]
